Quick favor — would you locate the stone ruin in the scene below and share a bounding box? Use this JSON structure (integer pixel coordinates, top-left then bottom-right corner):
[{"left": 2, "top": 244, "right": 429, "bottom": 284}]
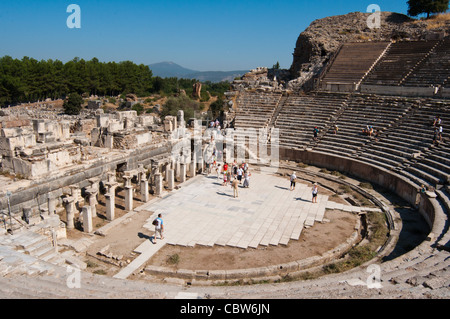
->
[
  {"left": 0, "top": 102, "right": 214, "bottom": 246},
  {"left": 230, "top": 67, "right": 286, "bottom": 94}
]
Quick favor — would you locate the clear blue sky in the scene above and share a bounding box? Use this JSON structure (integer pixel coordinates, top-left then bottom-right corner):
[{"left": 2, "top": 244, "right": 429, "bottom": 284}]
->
[{"left": 0, "top": 1, "right": 409, "bottom": 71}]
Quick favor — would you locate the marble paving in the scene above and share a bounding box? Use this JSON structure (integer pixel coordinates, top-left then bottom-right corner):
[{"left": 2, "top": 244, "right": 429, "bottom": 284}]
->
[{"left": 114, "top": 169, "right": 380, "bottom": 279}]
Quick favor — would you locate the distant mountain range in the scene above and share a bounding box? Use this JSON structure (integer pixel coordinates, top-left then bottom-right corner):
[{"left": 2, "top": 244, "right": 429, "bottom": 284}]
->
[{"left": 148, "top": 61, "right": 248, "bottom": 83}]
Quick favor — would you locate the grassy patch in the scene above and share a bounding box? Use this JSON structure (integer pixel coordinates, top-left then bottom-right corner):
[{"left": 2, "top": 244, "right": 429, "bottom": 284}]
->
[
  {"left": 301, "top": 211, "right": 388, "bottom": 279},
  {"left": 359, "top": 182, "right": 373, "bottom": 190},
  {"left": 167, "top": 253, "right": 180, "bottom": 265},
  {"left": 93, "top": 269, "right": 107, "bottom": 275},
  {"left": 330, "top": 171, "right": 343, "bottom": 177},
  {"left": 86, "top": 260, "right": 98, "bottom": 268},
  {"left": 337, "top": 185, "right": 352, "bottom": 194}
]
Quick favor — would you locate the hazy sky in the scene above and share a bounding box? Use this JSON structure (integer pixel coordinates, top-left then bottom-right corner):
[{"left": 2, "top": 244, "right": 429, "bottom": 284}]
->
[{"left": 0, "top": 1, "right": 410, "bottom": 71}]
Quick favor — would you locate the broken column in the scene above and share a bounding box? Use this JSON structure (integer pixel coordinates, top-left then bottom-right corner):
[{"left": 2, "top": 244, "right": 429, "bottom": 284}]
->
[
  {"left": 48, "top": 196, "right": 56, "bottom": 215},
  {"left": 177, "top": 110, "right": 185, "bottom": 128},
  {"left": 69, "top": 185, "right": 82, "bottom": 208},
  {"left": 63, "top": 196, "right": 76, "bottom": 229},
  {"left": 107, "top": 170, "right": 116, "bottom": 183},
  {"left": 82, "top": 206, "right": 93, "bottom": 233},
  {"left": 85, "top": 187, "right": 98, "bottom": 217}
]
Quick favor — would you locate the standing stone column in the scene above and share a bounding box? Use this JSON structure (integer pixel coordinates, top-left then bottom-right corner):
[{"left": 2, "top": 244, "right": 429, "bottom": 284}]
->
[
  {"left": 140, "top": 176, "right": 149, "bottom": 202},
  {"left": 190, "top": 162, "right": 196, "bottom": 178},
  {"left": 154, "top": 172, "right": 163, "bottom": 196},
  {"left": 175, "top": 160, "right": 181, "bottom": 181},
  {"left": 165, "top": 163, "right": 170, "bottom": 182},
  {"left": 104, "top": 192, "right": 114, "bottom": 221},
  {"left": 105, "top": 181, "right": 118, "bottom": 221},
  {"left": 123, "top": 175, "right": 133, "bottom": 212},
  {"left": 63, "top": 196, "right": 76, "bottom": 230},
  {"left": 167, "top": 169, "right": 175, "bottom": 190},
  {"left": 180, "top": 163, "right": 186, "bottom": 183},
  {"left": 82, "top": 206, "right": 93, "bottom": 233}
]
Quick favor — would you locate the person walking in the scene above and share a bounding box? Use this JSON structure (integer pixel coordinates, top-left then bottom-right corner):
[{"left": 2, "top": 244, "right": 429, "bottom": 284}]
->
[
  {"left": 231, "top": 178, "right": 239, "bottom": 198},
  {"left": 312, "top": 183, "right": 319, "bottom": 203},
  {"left": 313, "top": 127, "right": 319, "bottom": 140},
  {"left": 290, "top": 171, "right": 297, "bottom": 191},
  {"left": 153, "top": 213, "right": 164, "bottom": 243},
  {"left": 243, "top": 170, "right": 251, "bottom": 188},
  {"left": 237, "top": 166, "right": 243, "bottom": 184}
]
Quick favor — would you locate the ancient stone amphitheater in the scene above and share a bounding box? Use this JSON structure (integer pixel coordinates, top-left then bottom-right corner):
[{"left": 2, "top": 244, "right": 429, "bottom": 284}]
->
[{"left": 0, "top": 12, "right": 449, "bottom": 299}]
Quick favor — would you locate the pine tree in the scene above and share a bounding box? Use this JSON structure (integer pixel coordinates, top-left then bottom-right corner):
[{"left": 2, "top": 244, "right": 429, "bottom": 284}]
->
[
  {"left": 63, "top": 92, "right": 84, "bottom": 115},
  {"left": 407, "top": 0, "right": 449, "bottom": 18}
]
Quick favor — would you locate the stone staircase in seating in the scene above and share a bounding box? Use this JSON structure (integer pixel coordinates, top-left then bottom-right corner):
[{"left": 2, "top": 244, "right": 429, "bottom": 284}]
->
[
  {"left": 273, "top": 92, "right": 350, "bottom": 150},
  {"left": 312, "top": 94, "right": 411, "bottom": 157},
  {"left": 362, "top": 40, "right": 441, "bottom": 86}
]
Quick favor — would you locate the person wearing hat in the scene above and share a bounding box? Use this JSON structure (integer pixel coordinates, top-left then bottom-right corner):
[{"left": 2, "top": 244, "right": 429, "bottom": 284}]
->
[
  {"left": 312, "top": 183, "right": 319, "bottom": 203},
  {"left": 290, "top": 171, "right": 297, "bottom": 191}
]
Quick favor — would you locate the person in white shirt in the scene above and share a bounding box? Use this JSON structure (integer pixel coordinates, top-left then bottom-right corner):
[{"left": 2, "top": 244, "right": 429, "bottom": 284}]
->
[
  {"left": 312, "top": 183, "right": 319, "bottom": 203},
  {"left": 290, "top": 171, "right": 297, "bottom": 191}
]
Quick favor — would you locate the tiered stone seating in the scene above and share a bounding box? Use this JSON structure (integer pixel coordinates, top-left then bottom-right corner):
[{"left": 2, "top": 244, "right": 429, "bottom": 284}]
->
[
  {"left": 313, "top": 94, "right": 411, "bottom": 157},
  {"left": 407, "top": 144, "right": 450, "bottom": 187},
  {"left": 363, "top": 40, "right": 440, "bottom": 86},
  {"left": 233, "top": 91, "right": 282, "bottom": 148},
  {"left": 233, "top": 91, "right": 282, "bottom": 129},
  {"left": 273, "top": 92, "right": 349, "bottom": 150},
  {"left": 391, "top": 100, "right": 450, "bottom": 188},
  {"left": 403, "top": 37, "right": 450, "bottom": 87},
  {"left": 354, "top": 99, "right": 431, "bottom": 171},
  {"left": 321, "top": 42, "right": 390, "bottom": 85}
]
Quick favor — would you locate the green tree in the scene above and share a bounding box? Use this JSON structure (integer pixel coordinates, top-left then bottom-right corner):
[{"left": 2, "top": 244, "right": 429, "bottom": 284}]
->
[
  {"left": 161, "top": 95, "right": 201, "bottom": 120},
  {"left": 209, "top": 96, "right": 225, "bottom": 118},
  {"left": 63, "top": 92, "right": 84, "bottom": 115},
  {"left": 131, "top": 103, "right": 144, "bottom": 115},
  {"left": 407, "top": 0, "right": 449, "bottom": 18}
]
